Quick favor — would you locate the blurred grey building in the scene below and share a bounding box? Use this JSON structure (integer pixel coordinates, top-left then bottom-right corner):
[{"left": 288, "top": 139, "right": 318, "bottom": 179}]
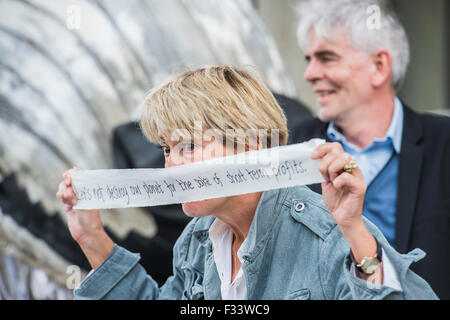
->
[
  {"left": 252, "top": 0, "right": 450, "bottom": 116},
  {"left": 0, "top": 0, "right": 302, "bottom": 299}
]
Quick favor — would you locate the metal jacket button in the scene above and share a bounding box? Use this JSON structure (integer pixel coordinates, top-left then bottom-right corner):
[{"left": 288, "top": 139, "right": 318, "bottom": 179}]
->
[{"left": 295, "top": 202, "right": 305, "bottom": 212}]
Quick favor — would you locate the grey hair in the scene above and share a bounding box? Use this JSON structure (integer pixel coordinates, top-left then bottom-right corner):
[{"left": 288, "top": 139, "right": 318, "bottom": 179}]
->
[{"left": 296, "top": 0, "right": 410, "bottom": 92}]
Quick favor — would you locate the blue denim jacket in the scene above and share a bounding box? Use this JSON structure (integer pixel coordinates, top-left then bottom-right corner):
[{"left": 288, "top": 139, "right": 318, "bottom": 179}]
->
[{"left": 74, "top": 186, "right": 437, "bottom": 300}]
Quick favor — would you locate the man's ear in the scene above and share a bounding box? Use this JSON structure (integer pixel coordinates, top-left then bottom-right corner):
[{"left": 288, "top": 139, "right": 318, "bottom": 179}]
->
[{"left": 371, "top": 49, "right": 392, "bottom": 88}]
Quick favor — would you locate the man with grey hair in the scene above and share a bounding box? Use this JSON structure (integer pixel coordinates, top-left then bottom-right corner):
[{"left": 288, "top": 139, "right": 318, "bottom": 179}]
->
[{"left": 291, "top": 0, "right": 450, "bottom": 299}]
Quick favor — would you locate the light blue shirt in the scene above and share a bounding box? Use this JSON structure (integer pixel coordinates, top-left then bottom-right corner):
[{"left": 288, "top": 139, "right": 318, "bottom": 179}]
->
[
  {"left": 327, "top": 97, "right": 403, "bottom": 186},
  {"left": 327, "top": 97, "right": 404, "bottom": 246}
]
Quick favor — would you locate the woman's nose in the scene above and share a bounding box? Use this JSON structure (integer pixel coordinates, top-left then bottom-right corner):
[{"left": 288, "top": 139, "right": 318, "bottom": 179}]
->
[
  {"left": 166, "top": 147, "right": 192, "bottom": 168},
  {"left": 166, "top": 157, "right": 179, "bottom": 168},
  {"left": 165, "top": 152, "right": 182, "bottom": 168}
]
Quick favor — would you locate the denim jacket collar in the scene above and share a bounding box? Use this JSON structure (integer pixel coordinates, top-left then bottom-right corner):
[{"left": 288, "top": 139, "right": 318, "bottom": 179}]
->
[
  {"left": 192, "top": 187, "right": 291, "bottom": 261},
  {"left": 73, "top": 184, "right": 438, "bottom": 300},
  {"left": 239, "top": 188, "right": 289, "bottom": 262},
  {"left": 192, "top": 221, "right": 212, "bottom": 250}
]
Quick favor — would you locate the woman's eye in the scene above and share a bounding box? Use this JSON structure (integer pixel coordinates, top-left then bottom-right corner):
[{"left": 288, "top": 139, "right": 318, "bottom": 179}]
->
[{"left": 159, "top": 145, "right": 170, "bottom": 155}]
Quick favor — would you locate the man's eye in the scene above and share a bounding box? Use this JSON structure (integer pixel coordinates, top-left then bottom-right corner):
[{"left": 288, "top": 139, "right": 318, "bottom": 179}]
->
[{"left": 320, "top": 55, "right": 336, "bottom": 63}]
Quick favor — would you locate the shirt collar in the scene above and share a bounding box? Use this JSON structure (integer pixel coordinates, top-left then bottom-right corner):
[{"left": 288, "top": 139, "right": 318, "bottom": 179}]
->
[
  {"left": 327, "top": 97, "right": 404, "bottom": 153},
  {"left": 387, "top": 96, "right": 403, "bottom": 153},
  {"left": 209, "top": 218, "right": 235, "bottom": 254},
  {"left": 205, "top": 188, "right": 288, "bottom": 262}
]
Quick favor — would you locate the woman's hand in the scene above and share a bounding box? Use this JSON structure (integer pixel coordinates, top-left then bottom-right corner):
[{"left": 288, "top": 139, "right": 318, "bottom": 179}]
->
[
  {"left": 311, "top": 143, "right": 366, "bottom": 231},
  {"left": 311, "top": 143, "right": 379, "bottom": 272},
  {"left": 56, "top": 167, "right": 114, "bottom": 269},
  {"left": 56, "top": 167, "right": 102, "bottom": 243}
]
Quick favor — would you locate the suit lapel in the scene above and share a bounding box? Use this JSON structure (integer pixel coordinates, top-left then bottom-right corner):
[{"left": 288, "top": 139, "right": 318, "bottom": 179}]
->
[{"left": 395, "top": 106, "right": 424, "bottom": 253}]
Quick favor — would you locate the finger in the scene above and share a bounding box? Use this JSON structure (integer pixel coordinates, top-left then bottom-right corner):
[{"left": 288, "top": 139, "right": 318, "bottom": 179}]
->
[
  {"left": 328, "top": 153, "right": 353, "bottom": 181},
  {"left": 63, "top": 186, "right": 77, "bottom": 203},
  {"left": 331, "top": 171, "right": 353, "bottom": 190},
  {"left": 67, "top": 187, "right": 78, "bottom": 206},
  {"left": 63, "top": 167, "right": 80, "bottom": 186},
  {"left": 317, "top": 148, "right": 342, "bottom": 181},
  {"left": 332, "top": 171, "right": 366, "bottom": 195},
  {"left": 321, "top": 181, "right": 333, "bottom": 191},
  {"left": 318, "top": 153, "right": 334, "bottom": 181},
  {"left": 56, "top": 180, "right": 69, "bottom": 200},
  {"left": 59, "top": 187, "right": 75, "bottom": 206},
  {"left": 63, "top": 171, "right": 72, "bottom": 186},
  {"left": 311, "top": 142, "right": 343, "bottom": 159}
]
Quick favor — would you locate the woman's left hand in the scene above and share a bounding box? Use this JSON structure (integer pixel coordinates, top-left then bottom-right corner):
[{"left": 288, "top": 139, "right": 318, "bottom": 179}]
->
[
  {"left": 311, "top": 142, "right": 382, "bottom": 282},
  {"left": 311, "top": 142, "right": 366, "bottom": 233}
]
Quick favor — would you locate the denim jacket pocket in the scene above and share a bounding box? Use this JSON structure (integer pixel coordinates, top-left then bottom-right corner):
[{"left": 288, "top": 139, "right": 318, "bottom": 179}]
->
[
  {"left": 190, "top": 283, "right": 205, "bottom": 300},
  {"left": 181, "top": 265, "right": 205, "bottom": 300},
  {"left": 287, "top": 288, "right": 311, "bottom": 300}
]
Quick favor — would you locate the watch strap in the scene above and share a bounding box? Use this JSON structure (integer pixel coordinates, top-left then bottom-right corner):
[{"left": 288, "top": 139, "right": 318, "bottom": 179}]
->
[{"left": 352, "top": 237, "right": 382, "bottom": 274}]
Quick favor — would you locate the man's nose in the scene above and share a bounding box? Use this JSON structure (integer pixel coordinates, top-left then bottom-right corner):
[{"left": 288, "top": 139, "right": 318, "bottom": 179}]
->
[{"left": 304, "top": 59, "right": 324, "bottom": 83}]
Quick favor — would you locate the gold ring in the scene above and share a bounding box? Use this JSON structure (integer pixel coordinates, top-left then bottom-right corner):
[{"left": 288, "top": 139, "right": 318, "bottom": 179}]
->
[{"left": 344, "top": 159, "right": 358, "bottom": 173}]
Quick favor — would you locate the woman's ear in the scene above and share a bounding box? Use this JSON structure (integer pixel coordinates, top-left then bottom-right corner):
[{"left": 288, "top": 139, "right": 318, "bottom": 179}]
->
[{"left": 371, "top": 49, "right": 392, "bottom": 89}]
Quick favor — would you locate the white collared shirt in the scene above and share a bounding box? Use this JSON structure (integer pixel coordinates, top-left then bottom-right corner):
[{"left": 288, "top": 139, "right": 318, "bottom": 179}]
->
[{"left": 209, "top": 218, "right": 247, "bottom": 300}]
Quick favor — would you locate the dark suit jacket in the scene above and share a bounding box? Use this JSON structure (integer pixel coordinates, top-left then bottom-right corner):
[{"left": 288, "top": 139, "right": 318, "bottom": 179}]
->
[{"left": 290, "top": 105, "right": 450, "bottom": 299}]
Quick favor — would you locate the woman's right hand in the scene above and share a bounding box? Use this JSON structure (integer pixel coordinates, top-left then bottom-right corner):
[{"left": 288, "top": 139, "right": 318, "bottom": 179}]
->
[
  {"left": 56, "top": 167, "right": 114, "bottom": 268},
  {"left": 56, "top": 167, "right": 103, "bottom": 244}
]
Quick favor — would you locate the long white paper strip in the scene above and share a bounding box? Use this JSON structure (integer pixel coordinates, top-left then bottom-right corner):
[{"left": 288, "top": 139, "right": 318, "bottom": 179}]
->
[{"left": 71, "top": 139, "right": 325, "bottom": 210}]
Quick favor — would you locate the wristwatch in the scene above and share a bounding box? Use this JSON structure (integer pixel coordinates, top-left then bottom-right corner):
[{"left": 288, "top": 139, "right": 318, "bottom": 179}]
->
[{"left": 351, "top": 238, "right": 383, "bottom": 275}]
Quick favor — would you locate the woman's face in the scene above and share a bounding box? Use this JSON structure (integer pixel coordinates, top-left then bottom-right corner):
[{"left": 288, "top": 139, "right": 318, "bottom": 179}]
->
[{"left": 159, "top": 134, "right": 233, "bottom": 218}]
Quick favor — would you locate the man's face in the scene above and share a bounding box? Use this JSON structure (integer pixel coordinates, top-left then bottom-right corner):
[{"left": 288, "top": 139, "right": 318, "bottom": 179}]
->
[{"left": 304, "top": 29, "right": 374, "bottom": 123}]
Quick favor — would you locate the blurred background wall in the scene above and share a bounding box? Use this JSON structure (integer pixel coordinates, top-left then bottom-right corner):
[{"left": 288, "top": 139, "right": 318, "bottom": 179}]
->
[
  {"left": 0, "top": 0, "right": 299, "bottom": 299},
  {"left": 252, "top": 0, "right": 450, "bottom": 115}
]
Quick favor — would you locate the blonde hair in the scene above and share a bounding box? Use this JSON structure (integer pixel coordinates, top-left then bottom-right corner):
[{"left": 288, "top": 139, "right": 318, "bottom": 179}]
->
[{"left": 139, "top": 65, "right": 288, "bottom": 149}]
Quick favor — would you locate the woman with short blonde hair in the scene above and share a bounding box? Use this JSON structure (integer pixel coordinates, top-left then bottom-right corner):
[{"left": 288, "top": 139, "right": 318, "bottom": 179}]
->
[
  {"left": 57, "top": 65, "right": 436, "bottom": 300},
  {"left": 140, "top": 65, "right": 288, "bottom": 152}
]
